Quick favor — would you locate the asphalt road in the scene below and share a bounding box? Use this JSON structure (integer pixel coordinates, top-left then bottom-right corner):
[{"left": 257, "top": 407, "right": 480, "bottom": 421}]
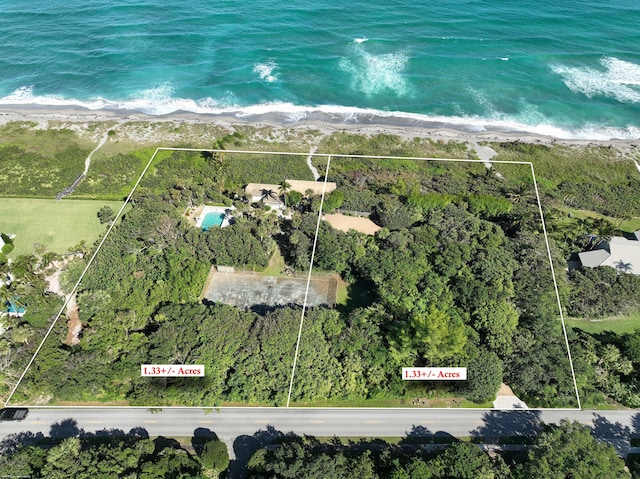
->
[
  {"left": 1, "top": 407, "right": 638, "bottom": 444},
  {"left": 2, "top": 407, "right": 638, "bottom": 478}
]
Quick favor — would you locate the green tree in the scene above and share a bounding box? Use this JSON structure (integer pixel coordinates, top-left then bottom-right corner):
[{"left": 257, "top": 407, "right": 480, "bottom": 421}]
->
[
  {"left": 201, "top": 440, "right": 230, "bottom": 476},
  {"left": 97, "top": 205, "right": 115, "bottom": 224},
  {"left": 465, "top": 349, "right": 504, "bottom": 403},
  {"left": 432, "top": 442, "right": 510, "bottom": 479},
  {"left": 517, "top": 420, "right": 630, "bottom": 479},
  {"left": 411, "top": 306, "right": 466, "bottom": 362},
  {"left": 278, "top": 180, "right": 292, "bottom": 207},
  {"left": 322, "top": 189, "right": 345, "bottom": 213}
]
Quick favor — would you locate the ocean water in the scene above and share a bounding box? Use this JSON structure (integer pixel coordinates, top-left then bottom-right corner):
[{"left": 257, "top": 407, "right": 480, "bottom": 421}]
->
[{"left": 0, "top": 0, "right": 639, "bottom": 139}]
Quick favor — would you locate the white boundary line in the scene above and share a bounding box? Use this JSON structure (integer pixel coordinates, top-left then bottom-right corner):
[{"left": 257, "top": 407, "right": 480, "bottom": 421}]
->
[
  {"left": 4, "top": 149, "right": 162, "bottom": 407},
  {"left": 530, "top": 164, "right": 582, "bottom": 409},
  {"left": 5, "top": 148, "right": 581, "bottom": 411},
  {"left": 286, "top": 156, "right": 332, "bottom": 407}
]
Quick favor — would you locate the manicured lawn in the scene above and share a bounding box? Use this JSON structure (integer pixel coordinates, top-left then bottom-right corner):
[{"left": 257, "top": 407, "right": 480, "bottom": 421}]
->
[
  {"left": 566, "top": 313, "right": 640, "bottom": 335},
  {"left": 559, "top": 207, "right": 640, "bottom": 233},
  {"left": 0, "top": 198, "right": 124, "bottom": 257}
]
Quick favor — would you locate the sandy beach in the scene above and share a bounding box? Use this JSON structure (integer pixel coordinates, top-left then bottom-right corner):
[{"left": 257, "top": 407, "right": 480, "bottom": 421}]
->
[{"left": 1, "top": 105, "right": 639, "bottom": 155}]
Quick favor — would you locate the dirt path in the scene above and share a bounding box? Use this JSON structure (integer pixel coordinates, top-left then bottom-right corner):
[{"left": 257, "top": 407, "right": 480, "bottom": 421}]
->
[
  {"left": 44, "top": 257, "right": 83, "bottom": 346},
  {"left": 56, "top": 128, "right": 114, "bottom": 199},
  {"left": 64, "top": 293, "right": 82, "bottom": 346},
  {"left": 306, "top": 147, "right": 320, "bottom": 180},
  {"left": 84, "top": 129, "right": 111, "bottom": 175}
]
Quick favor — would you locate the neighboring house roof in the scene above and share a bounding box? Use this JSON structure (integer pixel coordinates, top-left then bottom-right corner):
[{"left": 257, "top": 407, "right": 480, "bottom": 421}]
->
[
  {"left": 578, "top": 249, "right": 611, "bottom": 268},
  {"left": 0, "top": 234, "right": 4, "bottom": 250},
  {"left": 578, "top": 232, "right": 640, "bottom": 274}
]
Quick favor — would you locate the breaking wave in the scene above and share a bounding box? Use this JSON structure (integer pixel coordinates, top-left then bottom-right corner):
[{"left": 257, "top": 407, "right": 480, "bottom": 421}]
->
[
  {"left": 253, "top": 61, "right": 279, "bottom": 83},
  {"left": 338, "top": 43, "right": 410, "bottom": 98},
  {"left": 552, "top": 57, "right": 640, "bottom": 103},
  {"left": 1, "top": 85, "right": 639, "bottom": 140}
]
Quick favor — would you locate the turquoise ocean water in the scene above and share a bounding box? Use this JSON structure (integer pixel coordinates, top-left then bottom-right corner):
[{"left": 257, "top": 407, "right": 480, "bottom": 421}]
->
[{"left": 0, "top": 0, "right": 638, "bottom": 139}]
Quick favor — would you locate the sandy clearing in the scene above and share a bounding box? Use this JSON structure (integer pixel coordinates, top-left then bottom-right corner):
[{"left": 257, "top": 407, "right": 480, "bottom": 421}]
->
[{"left": 323, "top": 213, "right": 380, "bottom": 235}]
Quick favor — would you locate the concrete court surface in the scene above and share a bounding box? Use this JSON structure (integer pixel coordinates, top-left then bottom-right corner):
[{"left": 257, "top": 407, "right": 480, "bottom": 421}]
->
[{"left": 203, "top": 271, "right": 337, "bottom": 309}]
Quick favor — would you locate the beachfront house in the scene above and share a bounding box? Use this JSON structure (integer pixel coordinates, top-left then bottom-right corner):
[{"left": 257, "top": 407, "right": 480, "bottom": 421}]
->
[
  {"left": 244, "top": 179, "right": 337, "bottom": 209},
  {"left": 578, "top": 230, "right": 640, "bottom": 275},
  {"left": 245, "top": 183, "right": 286, "bottom": 209}
]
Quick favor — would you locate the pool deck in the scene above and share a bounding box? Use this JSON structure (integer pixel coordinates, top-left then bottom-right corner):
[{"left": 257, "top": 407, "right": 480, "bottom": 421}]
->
[{"left": 193, "top": 205, "right": 235, "bottom": 228}]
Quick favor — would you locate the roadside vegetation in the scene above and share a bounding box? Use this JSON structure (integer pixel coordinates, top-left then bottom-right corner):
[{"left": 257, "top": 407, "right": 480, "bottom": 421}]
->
[
  {"left": 1, "top": 419, "right": 632, "bottom": 478},
  {"left": 12, "top": 149, "right": 577, "bottom": 408},
  {"left": 2, "top": 123, "right": 640, "bottom": 408}
]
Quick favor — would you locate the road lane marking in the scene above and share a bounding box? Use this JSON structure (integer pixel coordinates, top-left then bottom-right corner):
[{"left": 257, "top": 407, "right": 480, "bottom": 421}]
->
[
  {"left": 309, "top": 420, "right": 325, "bottom": 424},
  {"left": 143, "top": 420, "right": 158, "bottom": 424},
  {"left": 85, "top": 421, "right": 102, "bottom": 424},
  {"left": 198, "top": 420, "right": 215, "bottom": 424},
  {"left": 365, "top": 420, "right": 380, "bottom": 424},
  {"left": 30, "top": 421, "right": 46, "bottom": 425},
  {"left": 254, "top": 420, "right": 269, "bottom": 424}
]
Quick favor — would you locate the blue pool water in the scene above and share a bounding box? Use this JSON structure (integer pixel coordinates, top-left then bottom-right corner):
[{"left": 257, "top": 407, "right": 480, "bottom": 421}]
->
[{"left": 201, "top": 212, "right": 225, "bottom": 231}]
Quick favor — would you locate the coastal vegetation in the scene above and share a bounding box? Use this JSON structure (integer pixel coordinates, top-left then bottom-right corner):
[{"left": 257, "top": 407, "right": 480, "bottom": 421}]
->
[
  {"left": 0, "top": 420, "right": 632, "bottom": 478},
  {"left": 10, "top": 149, "right": 577, "bottom": 408},
  {"left": 0, "top": 429, "right": 223, "bottom": 478},
  {"left": 1, "top": 121, "right": 639, "bottom": 408},
  {"left": 247, "top": 420, "right": 629, "bottom": 478}
]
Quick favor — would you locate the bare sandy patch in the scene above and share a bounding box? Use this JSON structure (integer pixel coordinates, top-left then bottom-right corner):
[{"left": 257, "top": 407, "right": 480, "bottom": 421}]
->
[{"left": 324, "top": 213, "right": 380, "bottom": 235}]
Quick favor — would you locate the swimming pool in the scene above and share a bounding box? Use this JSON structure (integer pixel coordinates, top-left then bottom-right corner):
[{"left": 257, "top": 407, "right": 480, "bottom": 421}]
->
[{"left": 201, "top": 212, "right": 225, "bottom": 231}]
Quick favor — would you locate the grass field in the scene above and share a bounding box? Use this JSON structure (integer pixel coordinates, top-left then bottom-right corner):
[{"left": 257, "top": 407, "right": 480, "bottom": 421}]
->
[
  {"left": 559, "top": 207, "right": 640, "bottom": 233},
  {"left": 0, "top": 198, "right": 124, "bottom": 257},
  {"left": 566, "top": 313, "right": 640, "bottom": 335}
]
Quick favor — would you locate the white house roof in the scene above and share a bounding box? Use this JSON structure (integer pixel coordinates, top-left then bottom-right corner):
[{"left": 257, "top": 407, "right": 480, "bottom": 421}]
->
[
  {"left": 0, "top": 235, "right": 4, "bottom": 250},
  {"left": 578, "top": 249, "right": 611, "bottom": 268},
  {"left": 578, "top": 234, "right": 640, "bottom": 274}
]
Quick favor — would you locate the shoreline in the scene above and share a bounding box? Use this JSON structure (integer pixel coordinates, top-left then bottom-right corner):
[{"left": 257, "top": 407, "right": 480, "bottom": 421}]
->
[{"left": 1, "top": 104, "right": 639, "bottom": 153}]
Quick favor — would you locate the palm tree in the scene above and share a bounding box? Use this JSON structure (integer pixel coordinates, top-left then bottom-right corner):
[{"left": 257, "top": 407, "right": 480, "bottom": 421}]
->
[
  {"left": 278, "top": 180, "right": 292, "bottom": 207},
  {"left": 615, "top": 260, "right": 633, "bottom": 274},
  {"left": 591, "top": 218, "right": 616, "bottom": 249},
  {"left": 260, "top": 188, "right": 280, "bottom": 206}
]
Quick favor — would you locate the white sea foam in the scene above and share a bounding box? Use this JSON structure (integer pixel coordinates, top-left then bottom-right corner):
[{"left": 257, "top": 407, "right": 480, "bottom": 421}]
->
[
  {"left": 253, "top": 61, "right": 279, "bottom": 83},
  {"left": 339, "top": 44, "right": 409, "bottom": 98},
  {"left": 2, "top": 86, "right": 639, "bottom": 140},
  {"left": 551, "top": 57, "right": 640, "bottom": 103},
  {"left": 354, "top": 37, "right": 368, "bottom": 44}
]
